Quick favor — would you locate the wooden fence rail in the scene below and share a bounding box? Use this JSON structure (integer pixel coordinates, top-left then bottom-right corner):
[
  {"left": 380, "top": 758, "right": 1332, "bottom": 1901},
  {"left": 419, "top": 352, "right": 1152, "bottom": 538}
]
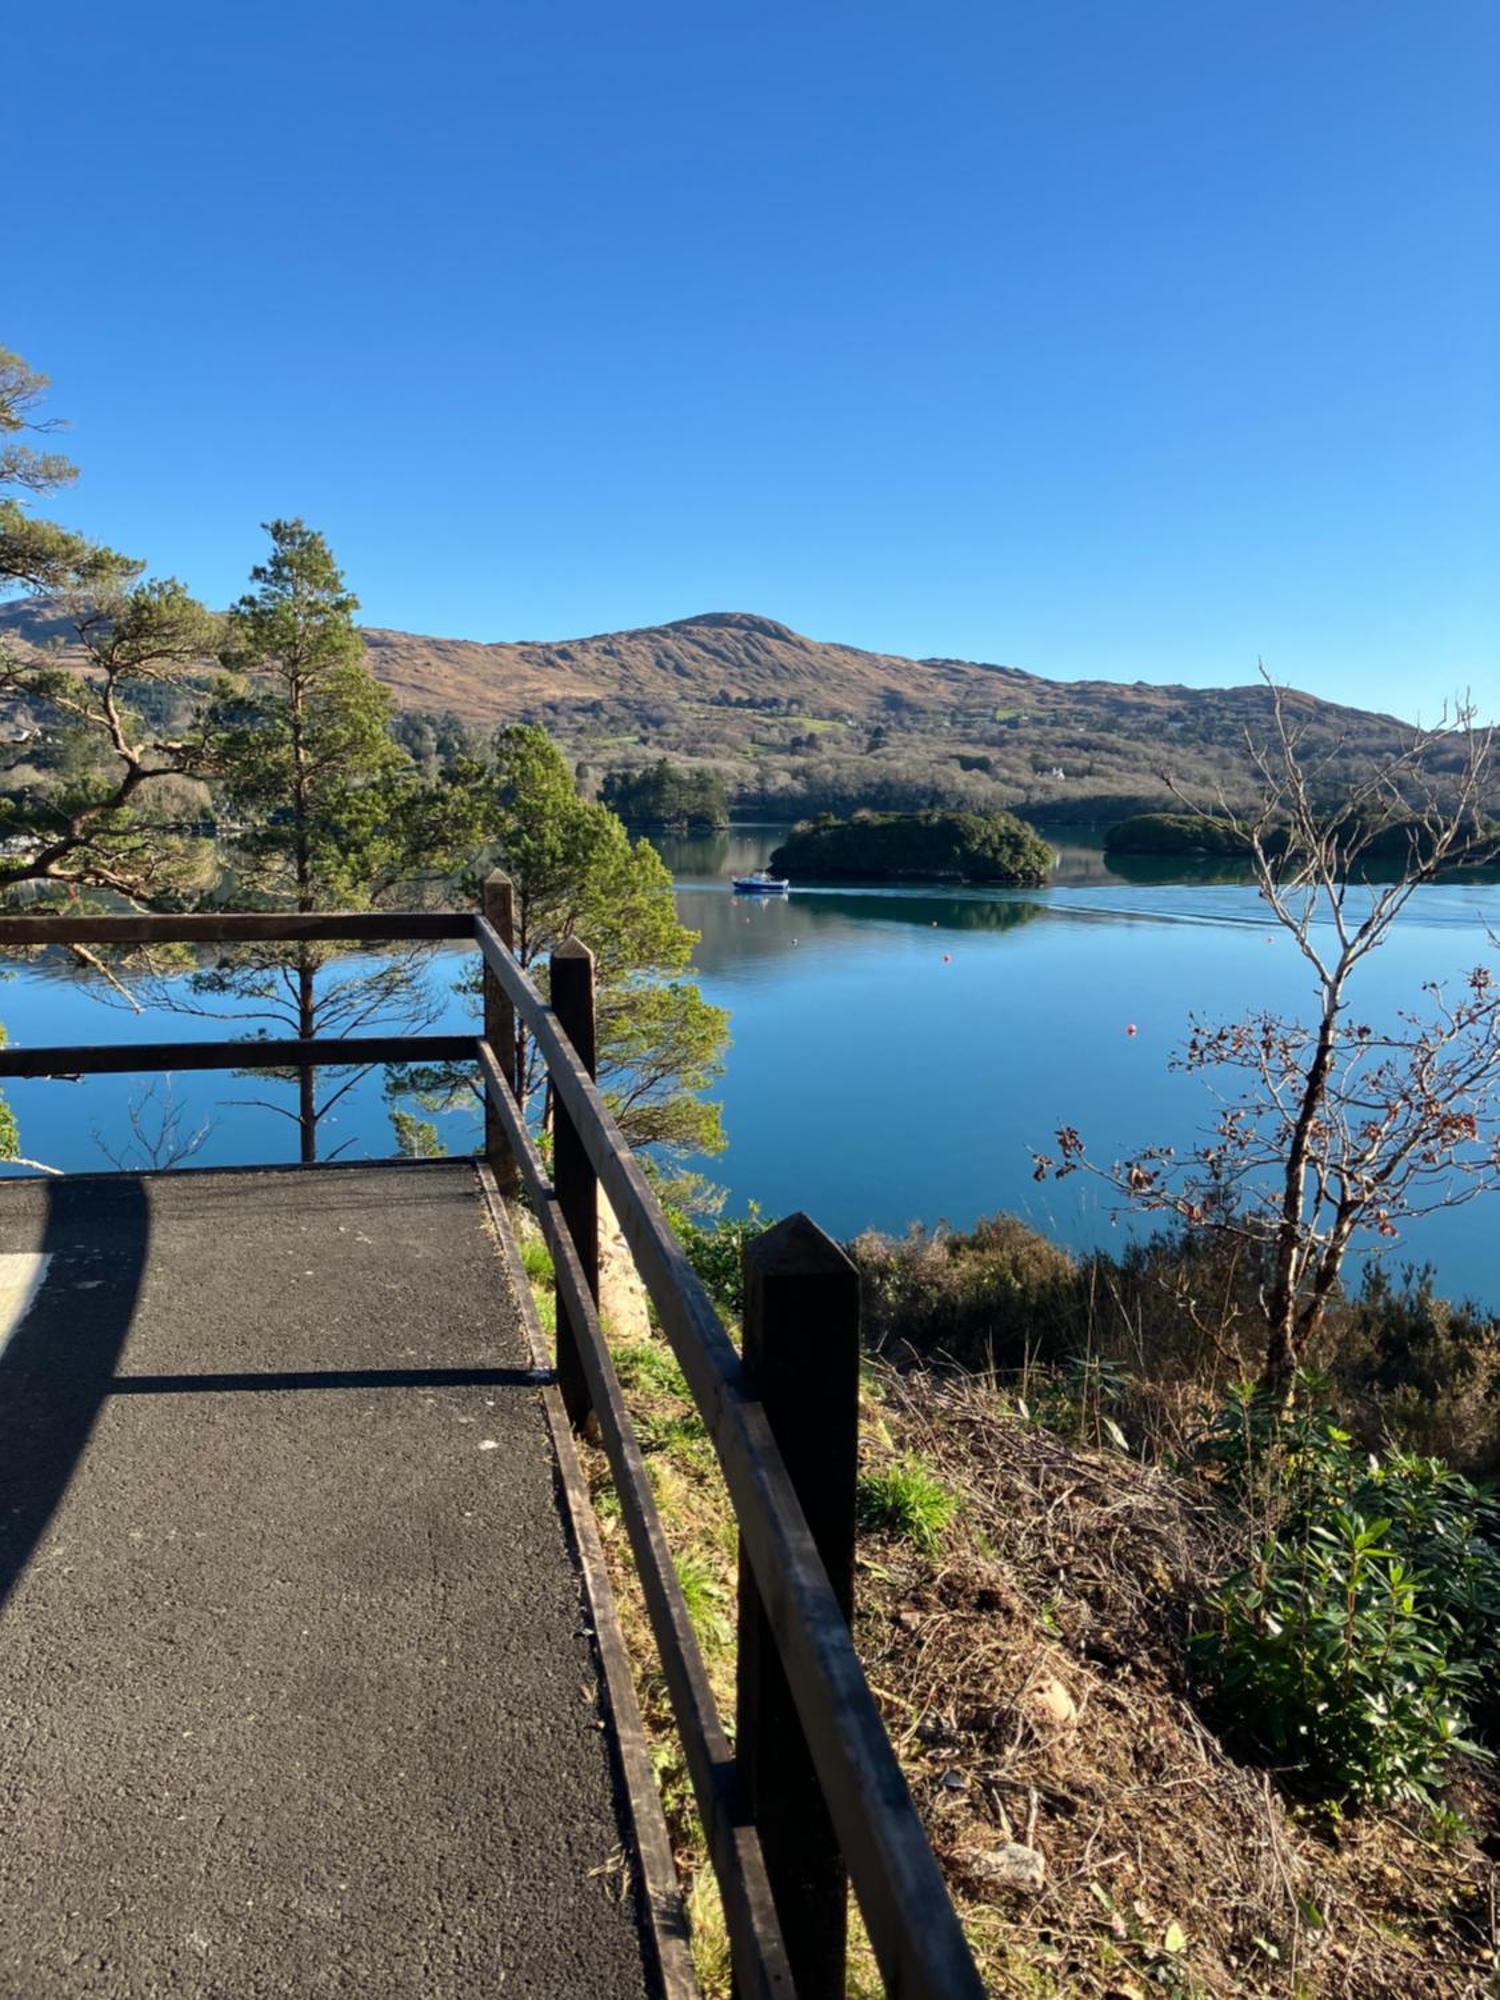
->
[
  {"left": 474, "top": 893, "right": 984, "bottom": 2000},
  {"left": 0, "top": 894, "right": 986, "bottom": 2000},
  {"left": 0, "top": 1036, "right": 476, "bottom": 1079},
  {"left": 0, "top": 911, "right": 473, "bottom": 946}
]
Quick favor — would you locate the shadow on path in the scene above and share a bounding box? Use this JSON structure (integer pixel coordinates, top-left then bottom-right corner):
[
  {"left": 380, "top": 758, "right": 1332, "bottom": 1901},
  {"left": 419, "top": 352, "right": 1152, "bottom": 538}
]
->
[
  {"left": 110, "top": 1366, "right": 552, "bottom": 1395},
  {"left": 0, "top": 1177, "right": 150, "bottom": 1610}
]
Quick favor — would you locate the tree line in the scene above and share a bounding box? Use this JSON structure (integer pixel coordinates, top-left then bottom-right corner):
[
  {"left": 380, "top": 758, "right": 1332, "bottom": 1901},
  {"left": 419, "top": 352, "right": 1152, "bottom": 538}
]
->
[{"left": 599, "top": 759, "right": 728, "bottom": 828}]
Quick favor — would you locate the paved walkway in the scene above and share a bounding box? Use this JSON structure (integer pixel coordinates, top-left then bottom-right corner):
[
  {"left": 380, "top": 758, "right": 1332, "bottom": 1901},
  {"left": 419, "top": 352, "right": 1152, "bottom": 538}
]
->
[{"left": 0, "top": 1163, "right": 655, "bottom": 1999}]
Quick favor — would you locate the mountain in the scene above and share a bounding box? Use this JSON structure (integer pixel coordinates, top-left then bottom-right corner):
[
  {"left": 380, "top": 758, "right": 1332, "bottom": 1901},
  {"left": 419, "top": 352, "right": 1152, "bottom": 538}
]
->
[
  {"left": 0, "top": 600, "right": 1417, "bottom": 821},
  {"left": 362, "top": 610, "right": 1417, "bottom": 819},
  {"left": 359, "top": 609, "right": 1026, "bottom": 719},
  {"left": 357, "top": 608, "right": 1405, "bottom": 735}
]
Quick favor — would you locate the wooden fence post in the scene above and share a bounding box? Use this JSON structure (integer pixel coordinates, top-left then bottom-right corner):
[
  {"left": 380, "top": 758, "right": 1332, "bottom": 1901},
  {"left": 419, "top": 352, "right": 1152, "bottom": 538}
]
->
[
  {"left": 736, "top": 1213, "right": 860, "bottom": 2000},
  {"left": 481, "top": 872, "right": 519, "bottom": 1199},
  {"left": 550, "top": 938, "right": 598, "bottom": 1431}
]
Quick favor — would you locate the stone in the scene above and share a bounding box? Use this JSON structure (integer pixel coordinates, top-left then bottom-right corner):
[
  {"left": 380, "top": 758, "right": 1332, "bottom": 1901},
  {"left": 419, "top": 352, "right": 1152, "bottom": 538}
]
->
[
  {"left": 970, "top": 1843, "right": 1046, "bottom": 1891},
  {"left": 1025, "top": 1675, "right": 1078, "bottom": 1730},
  {"left": 597, "top": 1190, "right": 651, "bottom": 1344}
]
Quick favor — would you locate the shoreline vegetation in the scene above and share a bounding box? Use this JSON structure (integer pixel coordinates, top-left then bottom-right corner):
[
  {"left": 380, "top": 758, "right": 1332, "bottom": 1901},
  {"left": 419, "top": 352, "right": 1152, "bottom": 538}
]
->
[
  {"left": 1107, "top": 807, "right": 1500, "bottom": 866},
  {"left": 599, "top": 758, "right": 729, "bottom": 831},
  {"left": 769, "top": 807, "right": 1055, "bottom": 885}
]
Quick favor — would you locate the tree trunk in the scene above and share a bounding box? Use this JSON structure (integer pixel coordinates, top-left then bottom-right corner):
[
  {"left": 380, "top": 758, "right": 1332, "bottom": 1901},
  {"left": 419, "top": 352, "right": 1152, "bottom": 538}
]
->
[
  {"left": 290, "top": 671, "right": 317, "bottom": 1164},
  {"left": 1259, "top": 1312, "right": 1300, "bottom": 1407},
  {"left": 1259, "top": 986, "right": 1345, "bottom": 1406},
  {"left": 297, "top": 949, "right": 317, "bottom": 1165}
]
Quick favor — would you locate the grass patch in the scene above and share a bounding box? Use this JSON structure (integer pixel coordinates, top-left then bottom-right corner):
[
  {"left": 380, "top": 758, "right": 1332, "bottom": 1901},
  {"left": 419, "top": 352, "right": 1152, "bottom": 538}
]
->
[
  {"left": 518, "top": 1234, "right": 554, "bottom": 1285},
  {"left": 674, "top": 1548, "right": 732, "bottom": 1655},
  {"left": 856, "top": 1456, "right": 958, "bottom": 1554},
  {"left": 636, "top": 1406, "right": 715, "bottom": 1469},
  {"left": 614, "top": 1340, "right": 690, "bottom": 1400}
]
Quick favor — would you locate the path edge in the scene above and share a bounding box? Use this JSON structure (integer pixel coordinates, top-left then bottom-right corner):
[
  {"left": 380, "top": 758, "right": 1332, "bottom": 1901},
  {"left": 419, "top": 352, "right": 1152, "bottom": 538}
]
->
[{"left": 475, "top": 1161, "right": 700, "bottom": 2000}]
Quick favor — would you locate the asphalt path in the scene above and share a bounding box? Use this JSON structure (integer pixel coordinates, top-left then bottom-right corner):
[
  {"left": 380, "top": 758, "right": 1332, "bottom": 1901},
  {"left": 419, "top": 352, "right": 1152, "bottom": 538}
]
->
[{"left": 0, "top": 1163, "right": 653, "bottom": 1999}]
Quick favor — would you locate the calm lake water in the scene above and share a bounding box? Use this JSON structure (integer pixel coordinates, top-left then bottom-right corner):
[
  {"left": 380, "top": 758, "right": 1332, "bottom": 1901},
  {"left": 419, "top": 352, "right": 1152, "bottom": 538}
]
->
[
  {"left": 655, "top": 825, "right": 1500, "bottom": 1309},
  {"left": 3, "top": 825, "right": 1499, "bottom": 1308}
]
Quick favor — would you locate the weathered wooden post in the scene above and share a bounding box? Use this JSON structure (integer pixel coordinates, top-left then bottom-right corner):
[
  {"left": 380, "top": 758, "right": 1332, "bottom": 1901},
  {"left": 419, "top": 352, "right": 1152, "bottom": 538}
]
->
[
  {"left": 550, "top": 937, "right": 598, "bottom": 1431},
  {"left": 736, "top": 1213, "right": 860, "bottom": 2000},
  {"left": 481, "top": 871, "right": 519, "bottom": 1199}
]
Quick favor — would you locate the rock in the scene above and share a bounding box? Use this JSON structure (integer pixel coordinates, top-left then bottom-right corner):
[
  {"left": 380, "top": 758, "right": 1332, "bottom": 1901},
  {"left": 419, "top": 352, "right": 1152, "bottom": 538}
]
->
[
  {"left": 970, "top": 1843, "right": 1046, "bottom": 1891},
  {"left": 1025, "top": 1675, "right": 1078, "bottom": 1731},
  {"left": 597, "top": 1190, "right": 651, "bottom": 1344},
  {"left": 939, "top": 1769, "right": 968, "bottom": 1792}
]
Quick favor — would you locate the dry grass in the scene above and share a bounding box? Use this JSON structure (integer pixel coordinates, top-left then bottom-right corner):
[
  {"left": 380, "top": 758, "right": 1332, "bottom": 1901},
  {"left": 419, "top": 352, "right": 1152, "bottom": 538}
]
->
[
  {"left": 516, "top": 1217, "right": 1498, "bottom": 1996},
  {"left": 867, "top": 1363, "right": 1499, "bottom": 1998}
]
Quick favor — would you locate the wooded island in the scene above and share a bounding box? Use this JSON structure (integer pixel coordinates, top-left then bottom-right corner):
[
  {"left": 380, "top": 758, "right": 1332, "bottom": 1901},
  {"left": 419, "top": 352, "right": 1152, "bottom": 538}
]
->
[{"left": 770, "top": 809, "right": 1054, "bottom": 884}]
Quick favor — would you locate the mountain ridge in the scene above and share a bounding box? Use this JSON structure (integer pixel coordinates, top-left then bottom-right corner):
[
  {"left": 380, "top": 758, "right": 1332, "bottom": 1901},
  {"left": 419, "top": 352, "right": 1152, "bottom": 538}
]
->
[
  {"left": 0, "top": 595, "right": 1412, "bottom": 730},
  {"left": 0, "top": 598, "right": 1420, "bottom": 819},
  {"left": 351, "top": 608, "right": 1412, "bottom": 733}
]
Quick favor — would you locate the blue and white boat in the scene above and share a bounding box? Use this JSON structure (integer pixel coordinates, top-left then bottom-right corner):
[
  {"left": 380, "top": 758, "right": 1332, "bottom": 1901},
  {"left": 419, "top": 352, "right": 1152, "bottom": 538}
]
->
[{"left": 732, "top": 870, "right": 790, "bottom": 895}]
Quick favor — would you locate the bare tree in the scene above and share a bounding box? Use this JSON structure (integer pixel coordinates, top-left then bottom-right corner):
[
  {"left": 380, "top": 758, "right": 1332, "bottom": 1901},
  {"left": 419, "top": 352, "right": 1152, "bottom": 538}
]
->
[
  {"left": 93, "top": 1078, "right": 217, "bottom": 1172},
  {"left": 1035, "top": 678, "right": 1500, "bottom": 1401}
]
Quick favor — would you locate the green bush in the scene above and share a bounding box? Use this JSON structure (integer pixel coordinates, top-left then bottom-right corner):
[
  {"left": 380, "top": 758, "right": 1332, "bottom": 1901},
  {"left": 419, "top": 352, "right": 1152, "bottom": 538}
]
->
[
  {"left": 1194, "top": 1381, "right": 1500, "bottom": 1808},
  {"left": 672, "top": 1203, "right": 772, "bottom": 1321},
  {"left": 1199, "top": 1509, "right": 1480, "bottom": 1809},
  {"left": 856, "top": 1457, "right": 958, "bottom": 1554}
]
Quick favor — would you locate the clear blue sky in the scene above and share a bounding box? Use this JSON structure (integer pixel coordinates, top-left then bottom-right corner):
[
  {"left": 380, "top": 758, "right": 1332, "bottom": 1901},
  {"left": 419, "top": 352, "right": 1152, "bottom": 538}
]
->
[{"left": 8, "top": 1, "right": 1496, "bottom": 719}]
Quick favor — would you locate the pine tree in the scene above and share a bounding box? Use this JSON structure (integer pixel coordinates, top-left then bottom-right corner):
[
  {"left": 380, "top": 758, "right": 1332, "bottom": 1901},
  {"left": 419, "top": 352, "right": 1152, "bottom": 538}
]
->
[
  {"left": 0, "top": 346, "right": 219, "bottom": 901},
  {"left": 198, "top": 521, "right": 442, "bottom": 1161},
  {"left": 394, "top": 725, "right": 727, "bottom": 1177}
]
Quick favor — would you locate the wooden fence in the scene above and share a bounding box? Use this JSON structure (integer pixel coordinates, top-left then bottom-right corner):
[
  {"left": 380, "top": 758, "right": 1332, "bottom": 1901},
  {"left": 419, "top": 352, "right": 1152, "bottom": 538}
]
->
[{"left": 0, "top": 893, "right": 985, "bottom": 2000}]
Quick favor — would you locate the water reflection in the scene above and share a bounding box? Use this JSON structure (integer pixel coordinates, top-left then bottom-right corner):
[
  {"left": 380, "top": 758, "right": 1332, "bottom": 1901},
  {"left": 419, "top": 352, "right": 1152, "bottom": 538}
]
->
[
  {"left": 1102, "top": 850, "right": 1261, "bottom": 888},
  {"left": 648, "top": 822, "right": 1500, "bottom": 897},
  {"left": 650, "top": 827, "right": 736, "bottom": 879},
  {"left": 681, "top": 880, "right": 1043, "bottom": 975},
  {"left": 648, "top": 820, "right": 1262, "bottom": 893}
]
